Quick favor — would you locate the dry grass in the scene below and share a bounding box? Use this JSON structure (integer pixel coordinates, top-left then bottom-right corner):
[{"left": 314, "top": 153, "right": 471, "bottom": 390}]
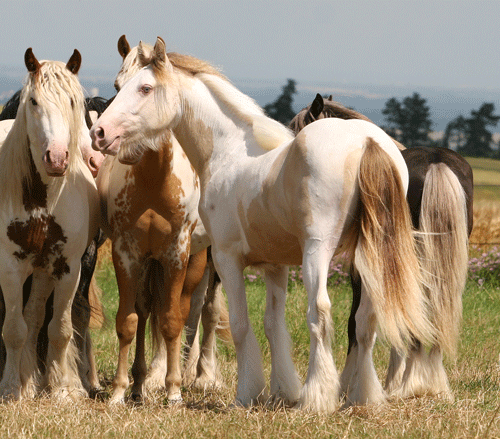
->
[
  {"left": 0, "top": 267, "right": 495, "bottom": 439},
  {"left": 471, "top": 200, "right": 500, "bottom": 244}
]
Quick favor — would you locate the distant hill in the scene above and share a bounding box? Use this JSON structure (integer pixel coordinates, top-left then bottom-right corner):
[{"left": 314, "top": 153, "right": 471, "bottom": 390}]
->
[{"left": 2, "top": 65, "right": 500, "bottom": 132}]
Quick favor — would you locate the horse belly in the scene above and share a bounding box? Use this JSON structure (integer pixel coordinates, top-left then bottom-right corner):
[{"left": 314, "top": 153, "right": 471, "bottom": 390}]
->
[{"left": 243, "top": 225, "right": 303, "bottom": 266}]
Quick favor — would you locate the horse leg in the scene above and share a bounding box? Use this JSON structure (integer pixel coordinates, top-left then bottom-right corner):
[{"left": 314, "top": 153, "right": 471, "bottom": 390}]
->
[
  {"left": 145, "top": 339, "right": 167, "bottom": 392},
  {"left": 70, "top": 288, "right": 92, "bottom": 392},
  {"left": 388, "top": 342, "right": 452, "bottom": 401},
  {"left": 45, "top": 262, "right": 84, "bottom": 399},
  {"left": 131, "top": 305, "right": 148, "bottom": 401},
  {"left": 297, "top": 240, "right": 339, "bottom": 413},
  {"left": 340, "top": 265, "right": 361, "bottom": 396},
  {"left": 193, "top": 263, "right": 224, "bottom": 389},
  {"left": 84, "top": 329, "right": 100, "bottom": 392},
  {"left": 212, "top": 249, "right": 267, "bottom": 407},
  {"left": 0, "top": 270, "right": 28, "bottom": 400},
  {"left": 182, "top": 265, "right": 209, "bottom": 387},
  {"left": 384, "top": 346, "right": 407, "bottom": 395},
  {"left": 110, "top": 253, "right": 139, "bottom": 404},
  {"left": 21, "top": 270, "right": 54, "bottom": 397},
  {"left": 264, "top": 265, "right": 301, "bottom": 406},
  {"left": 344, "top": 285, "right": 386, "bottom": 406},
  {"left": 161, "top": 249, "right": 206, "bottom": 402}
]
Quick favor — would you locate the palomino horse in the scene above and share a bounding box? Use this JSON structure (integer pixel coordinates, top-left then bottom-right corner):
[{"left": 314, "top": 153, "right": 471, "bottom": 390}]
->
[
  {"left": 93, "top": 36, "right": 228, "bottom": 404},
  {"left": 290, "top": 94, "right": 473, "bottom": 402},
  {"left": 91, "top": 37, "right": 434, "bottom": 413},
  {"left": 0, "top": 48, "right": 99, "bottom": 400}
]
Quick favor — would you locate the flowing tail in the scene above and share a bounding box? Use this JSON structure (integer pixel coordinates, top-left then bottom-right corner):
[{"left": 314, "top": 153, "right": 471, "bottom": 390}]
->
[
  {"left": 145, "top": 259, "right": 165, "bottom": 352},
  {"left": 417, "top": 163, "right": 468, "bottom": 357},
  {"left": 351, "top": 138, "right": 435, "bottom": 353}
]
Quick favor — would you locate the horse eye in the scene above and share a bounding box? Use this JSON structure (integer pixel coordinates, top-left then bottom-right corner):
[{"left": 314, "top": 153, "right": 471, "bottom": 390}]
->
[
  {"left": 141, "top": 85, "right": 152, "bottom": 95},
  {"left": 70, "top": 98, "right": 74, "bottom": 109},
  {"left": 30, "top": 97, "right": 38, "bottom": 106}
]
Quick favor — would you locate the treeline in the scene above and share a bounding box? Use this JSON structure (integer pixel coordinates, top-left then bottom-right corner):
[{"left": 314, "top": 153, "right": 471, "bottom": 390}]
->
[{"left": 265, "top": 79, "right": 500, "bottom": 158}]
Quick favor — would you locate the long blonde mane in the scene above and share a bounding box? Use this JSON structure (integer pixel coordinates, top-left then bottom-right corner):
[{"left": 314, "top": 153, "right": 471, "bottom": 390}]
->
[
  {"left": 141, "top": 44, "right": 294, "bottom": 151},
  {"left": 0, "top": 60, "right": 87, "bottom": 210}
]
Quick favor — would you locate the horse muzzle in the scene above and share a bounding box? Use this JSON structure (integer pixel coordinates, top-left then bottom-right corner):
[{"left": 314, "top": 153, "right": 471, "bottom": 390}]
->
[{"left": 43, "top": 149, "right": 68, "bottom": 177}]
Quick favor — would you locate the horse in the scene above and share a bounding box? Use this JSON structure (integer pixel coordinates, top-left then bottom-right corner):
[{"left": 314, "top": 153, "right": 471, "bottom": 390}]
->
[
  {"left": 0, "top": 91, "right": 107, "bottom": 396},
  {"left": 116, "top": 36, "right": 231, "bottom": 394},
  {"left": 93, "top": 36, "right": 229, "bottom": 404},
  {"left": 0, "top": 48, "right": 99, "bottom": 400},
  {"left": 290, "top": 93, "right": 473, "bottom": 402},
  {"left": 90, "top": 37, "right": 434, "bottom": 413}
]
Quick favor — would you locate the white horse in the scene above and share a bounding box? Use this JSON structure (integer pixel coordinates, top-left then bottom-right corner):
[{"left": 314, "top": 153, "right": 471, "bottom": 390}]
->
[
  {"left": 0, "top": 48, "right": 99, "bottom": 400},
  {"left": 91, "top": 37, "right": 434, "bottom": 413}
]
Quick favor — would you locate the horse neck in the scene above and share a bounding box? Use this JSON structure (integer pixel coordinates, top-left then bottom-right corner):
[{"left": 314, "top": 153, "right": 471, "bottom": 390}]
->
[{"left": 172, "top": 78, "right": 253, "bottom": 188}]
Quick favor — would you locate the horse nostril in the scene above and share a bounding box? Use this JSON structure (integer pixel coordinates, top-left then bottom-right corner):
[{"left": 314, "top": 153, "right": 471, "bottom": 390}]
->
[
  {"left": 44, "top": 150, "right": 52, "bottom": 164},
  {"left": 96, "top": 127, "right": 105, "bottom": 139}
]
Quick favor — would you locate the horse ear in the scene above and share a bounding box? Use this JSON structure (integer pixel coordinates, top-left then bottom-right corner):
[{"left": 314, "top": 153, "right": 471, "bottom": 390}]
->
[
  {"left": 309, "top": 93, "right": 324, "bottom": 119},
  {"left": 327, "top": 95, "right": 333, "bottom": 101},
  {"left": 117, "top": 35, "right": 130, "bottom": 59},
  {"left": 24, "top": 48, "right": 41, "bottom": 74},
  {"left": 66, "top": 49, "right": 82, "bottom": 75},
  {"left": 152, "top": 36, "right": 172, "bottom": 71}
]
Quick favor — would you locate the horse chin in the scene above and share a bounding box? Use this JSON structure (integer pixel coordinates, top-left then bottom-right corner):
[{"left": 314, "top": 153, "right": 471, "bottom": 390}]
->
[{"left": 45, "top": 168, "right": 67, "bottom": 177}]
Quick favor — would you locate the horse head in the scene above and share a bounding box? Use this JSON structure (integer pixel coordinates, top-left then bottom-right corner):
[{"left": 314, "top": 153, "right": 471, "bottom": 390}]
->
[{"left": 24, "top": 48, "right": 85, "bottom": 177}]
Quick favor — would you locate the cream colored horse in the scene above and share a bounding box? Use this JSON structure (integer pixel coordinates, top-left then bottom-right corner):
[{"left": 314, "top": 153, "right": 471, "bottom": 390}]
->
[{"left": 91, "top": 37, "right": 434, "bottom": 413}]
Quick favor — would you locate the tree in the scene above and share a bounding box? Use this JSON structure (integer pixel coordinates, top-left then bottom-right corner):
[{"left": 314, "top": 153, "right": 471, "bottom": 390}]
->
[
  {"left": 381, "top": 93, "right": 432, "bottom": 148},
  {"left": 443, "top": 103, "right": 500, "bottom": 157},
  {"left": 442, "top": 115, "right": 468, "bottom": 151},
  {"left": 264, "top": 79, "right": 297, "bottom": 125}
]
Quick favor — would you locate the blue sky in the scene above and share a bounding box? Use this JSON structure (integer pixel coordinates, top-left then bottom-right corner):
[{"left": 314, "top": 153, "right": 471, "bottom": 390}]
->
[{"left": 1, "top": 0, "right": 499, "bottom": 93}]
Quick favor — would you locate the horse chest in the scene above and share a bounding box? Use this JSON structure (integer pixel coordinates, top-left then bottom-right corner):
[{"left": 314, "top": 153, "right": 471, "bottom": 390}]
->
[{"left": 6, "top": 211, "right": 70, "bottom": 278}]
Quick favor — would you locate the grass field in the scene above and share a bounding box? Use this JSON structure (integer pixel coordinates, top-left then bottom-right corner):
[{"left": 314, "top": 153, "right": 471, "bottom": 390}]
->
[{"left": 0, "top": 156, "right": 499, "bottom": 437}]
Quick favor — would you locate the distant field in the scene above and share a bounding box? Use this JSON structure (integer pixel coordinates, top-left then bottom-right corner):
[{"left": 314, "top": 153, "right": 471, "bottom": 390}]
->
[{"left": 466, "top": 156, "right": 500, "bottom": 187}]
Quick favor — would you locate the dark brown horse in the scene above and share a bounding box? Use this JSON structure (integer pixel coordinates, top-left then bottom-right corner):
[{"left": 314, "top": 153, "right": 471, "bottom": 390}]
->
[{"left": 290, "top": 94, "right": 473, "bottom": 404}]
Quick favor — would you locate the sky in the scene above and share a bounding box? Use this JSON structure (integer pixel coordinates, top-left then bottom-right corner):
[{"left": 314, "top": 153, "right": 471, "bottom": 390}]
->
[{"left": 1, "top": 0, "right": 500, "bottom": 95}]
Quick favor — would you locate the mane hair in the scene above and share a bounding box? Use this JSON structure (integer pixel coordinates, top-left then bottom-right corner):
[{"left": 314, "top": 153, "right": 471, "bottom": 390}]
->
[
  {"left": 0, "top": 60, "right": 87, "bottom": 210},
  {"left": 130, "top": 42, "right": 293, "bottom": 152}
]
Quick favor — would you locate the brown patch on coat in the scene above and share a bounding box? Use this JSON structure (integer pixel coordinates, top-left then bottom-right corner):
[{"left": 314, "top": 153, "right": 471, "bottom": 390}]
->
[
  {"left": 22, "top": 155, "right": 48, "bottom": 211},
  {"left": 7, "top": 214, "right": 70, "bottom": 279},
  {"left": 7, "top": 150, "right": 70, "bottom": 278}
]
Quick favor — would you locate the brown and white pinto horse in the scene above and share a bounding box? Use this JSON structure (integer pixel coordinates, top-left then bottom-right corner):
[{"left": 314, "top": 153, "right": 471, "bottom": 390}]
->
[
  {"left": 291, "top": 94, "right": 473, "bottom": 402},
  {"left": 0, "top": 92, "right": 107, "bottom": 396},
  {"left": 94, "top": 37, "right": 229, "bottom": 404},
  {"left": 0, "top": 48, "right": 99, "bottom": 400},
  {"left": 91, "top": 38, "right": 434, "bottom": 413}
]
